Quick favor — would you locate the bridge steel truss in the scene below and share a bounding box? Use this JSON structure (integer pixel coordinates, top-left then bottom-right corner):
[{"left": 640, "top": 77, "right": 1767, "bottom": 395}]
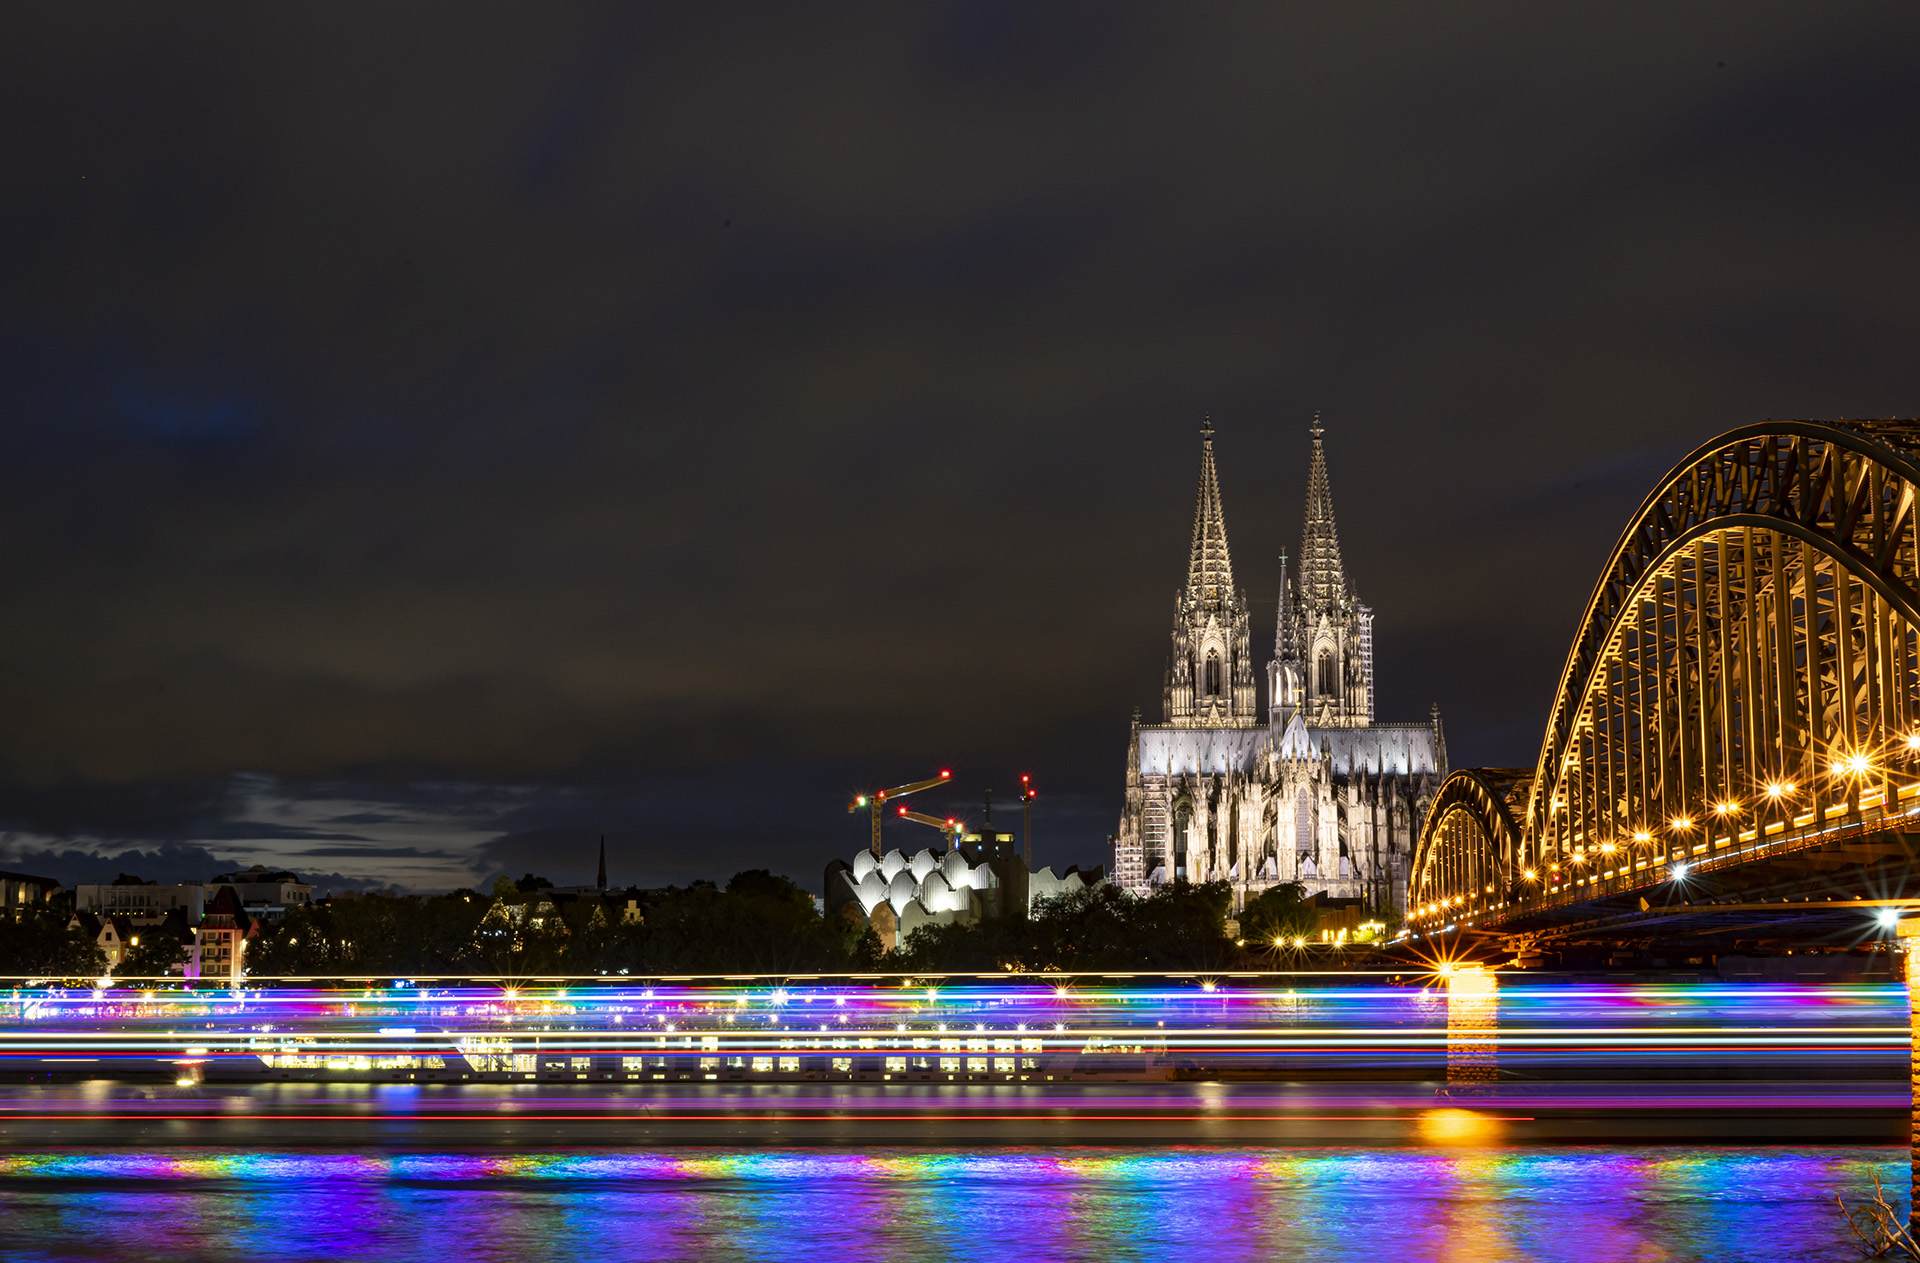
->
[{"left": 1409, "top": 420, "right": 1920, "bottom": 942}]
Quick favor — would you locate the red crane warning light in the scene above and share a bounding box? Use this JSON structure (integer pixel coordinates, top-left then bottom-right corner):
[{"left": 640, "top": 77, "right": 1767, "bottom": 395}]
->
[
  {"left": 897, "top": 808, "right": 966, "bottom": 854},
  {"left": 1017, "top": 774, "right": 1038, "bottom": 867},
  {"left": 848, "top": 770, "right": 954, "bottom": 859}
]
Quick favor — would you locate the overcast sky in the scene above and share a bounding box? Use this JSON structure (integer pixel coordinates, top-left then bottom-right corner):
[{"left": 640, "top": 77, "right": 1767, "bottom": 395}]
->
[{"left": 0, "top": 4, "right": 1916, "bottom": 892}]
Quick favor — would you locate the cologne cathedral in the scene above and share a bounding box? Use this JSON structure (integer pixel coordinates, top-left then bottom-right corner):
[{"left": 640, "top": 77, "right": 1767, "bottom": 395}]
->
[{"left": 1112, "top": 418, "right": 1448, "bottom": 917}]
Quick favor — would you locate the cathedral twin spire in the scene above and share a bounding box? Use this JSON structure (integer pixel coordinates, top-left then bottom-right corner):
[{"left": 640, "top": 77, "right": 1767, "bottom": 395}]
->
[
  {"left": 1185, "top": 416, "right": 1237, "bottom": 611},
  {"left": 1296, "top": 414, "right": 1354, "bottom": 614},
  {"left": 1167, "top": 413, "right": 1371, "bottom": 731},
  {"left": 1283, "top": 413, "right": 1373, "bottom": 726},
  {"left": 1182, "top": 411, "right": 1355, "bottom": 627},
  {"left": 1164, "top": 416, "right": 1257, "bottom": 727},
  {"left": 1187, "top": 413, "right": 1351, "bottom": 616}
]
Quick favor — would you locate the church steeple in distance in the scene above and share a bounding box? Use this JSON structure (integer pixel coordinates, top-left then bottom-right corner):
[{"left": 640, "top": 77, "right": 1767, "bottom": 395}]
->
[{"left": 1163, "top": 416, "right": 1258, "bottom": 728}]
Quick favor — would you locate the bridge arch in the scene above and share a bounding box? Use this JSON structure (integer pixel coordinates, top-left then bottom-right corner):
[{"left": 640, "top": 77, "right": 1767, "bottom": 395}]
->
[
  {"left": 1411, "top": 420, "right": 1920, "bottom": 932},
  {"left": 1408, "top": 768, "right": 1531, "bottom": 924}
]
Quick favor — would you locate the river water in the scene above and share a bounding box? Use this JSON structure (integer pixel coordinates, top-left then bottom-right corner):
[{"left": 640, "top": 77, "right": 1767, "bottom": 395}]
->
[
  {"left": 0, "top": 1143, "right": 1898, "bottom": 1262},
  {"left": 2, "top": 980, "right": 1908, "bottom": 1258}
]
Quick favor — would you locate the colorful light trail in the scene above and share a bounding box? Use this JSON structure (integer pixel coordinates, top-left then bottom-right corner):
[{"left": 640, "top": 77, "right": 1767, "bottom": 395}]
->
[{"left": 0, "top": 977, "right": 1905, "bottom": 1084}]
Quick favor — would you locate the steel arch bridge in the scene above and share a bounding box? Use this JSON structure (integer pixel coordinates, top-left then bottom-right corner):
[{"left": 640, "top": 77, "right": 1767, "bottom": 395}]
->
[{"left": 1409, "top": 419, "right": 1920, "bottom": 949}]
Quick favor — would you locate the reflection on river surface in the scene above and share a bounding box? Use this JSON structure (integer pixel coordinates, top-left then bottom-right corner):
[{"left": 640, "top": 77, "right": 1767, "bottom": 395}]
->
[{"left": 0, "top": 1145, "right": 1890, "bottom": 1262}]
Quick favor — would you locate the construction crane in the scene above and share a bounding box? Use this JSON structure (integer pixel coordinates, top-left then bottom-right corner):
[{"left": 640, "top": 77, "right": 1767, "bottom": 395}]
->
[
  {"left": 896, "top": 807, "right": 964, "bottom": 852},
  {"left": 848, "top": 770, "right": 952, "bottom": 858},
  {"left": 1018, "top": 774, "right": 1037, "bottom": 867}
]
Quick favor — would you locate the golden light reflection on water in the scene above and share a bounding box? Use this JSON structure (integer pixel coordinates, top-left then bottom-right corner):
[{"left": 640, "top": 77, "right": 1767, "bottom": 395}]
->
[
  {"left": 1417, "top": 1107, "right": 1506, "bottom": 1146},
  {"left": 1445, "top": 964, "right": 1499, "bottom": 1089}
]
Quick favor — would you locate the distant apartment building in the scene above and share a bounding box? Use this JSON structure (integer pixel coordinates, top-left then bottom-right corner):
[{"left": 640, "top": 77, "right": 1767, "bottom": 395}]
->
[
  {"left": 0, "top": 869, "right": 61, "bottom": 916},
  {"left": 74, "top": 879, "right": 206, "bottom": 926},
  {"left": 195, "top": 885, "right": 251, "bottom": 985},
  {"left": 208, "top": 865, "right": 313, "bottom": 922}
]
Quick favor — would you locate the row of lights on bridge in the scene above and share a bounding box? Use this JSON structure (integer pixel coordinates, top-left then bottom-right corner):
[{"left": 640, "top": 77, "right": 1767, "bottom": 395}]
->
[{"left": 1408, "top": 738, "right": 1920, "bottom": 928}]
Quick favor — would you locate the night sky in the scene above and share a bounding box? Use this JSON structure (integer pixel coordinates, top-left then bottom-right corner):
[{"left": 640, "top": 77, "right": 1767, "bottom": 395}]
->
[{"left": 1, "top": 5, "right": 1917, "bottom": 893}]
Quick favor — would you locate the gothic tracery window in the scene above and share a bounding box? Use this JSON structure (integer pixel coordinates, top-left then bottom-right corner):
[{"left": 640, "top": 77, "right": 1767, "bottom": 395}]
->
[
  {"left": 1317, "top": 650, "right": 1336, "bottom": 697},
  {"left": 1205, "top": 650, "right": 1221, "bottom": 697}
]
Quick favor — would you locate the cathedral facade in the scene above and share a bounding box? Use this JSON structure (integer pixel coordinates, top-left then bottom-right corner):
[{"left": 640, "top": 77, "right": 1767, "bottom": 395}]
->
[{"left": 1112, "top": 418, "right": 1447, "bottom": 917}]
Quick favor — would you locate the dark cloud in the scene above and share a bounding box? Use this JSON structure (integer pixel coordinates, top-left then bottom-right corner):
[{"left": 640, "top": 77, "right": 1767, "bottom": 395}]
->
[
  {"left": 0, "top": 781, "right": 237, "bottom": 842},
  {"left": 0, "top": 840, "right": 382, "bottom": 893},
  {"left": 286, "top": 846, "right": 466, "bottom": 861},
  {"left": 0, "top": 4, "right": 1914, "bottom": 886}
]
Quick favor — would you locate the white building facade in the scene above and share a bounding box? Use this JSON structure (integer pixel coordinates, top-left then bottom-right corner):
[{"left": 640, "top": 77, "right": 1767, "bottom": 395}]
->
[
  {"left": 826, "top": 845, "right": 1103, "bottom": 954},
  {"left": 1113, "top": 418, "right": 1447, "bottom": 916},
  {"left": 74, "top": 881, "right": 206, "bottom": 926},
  {"left": 208, "top": 866, "right": 313, "bottom": 922}
]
